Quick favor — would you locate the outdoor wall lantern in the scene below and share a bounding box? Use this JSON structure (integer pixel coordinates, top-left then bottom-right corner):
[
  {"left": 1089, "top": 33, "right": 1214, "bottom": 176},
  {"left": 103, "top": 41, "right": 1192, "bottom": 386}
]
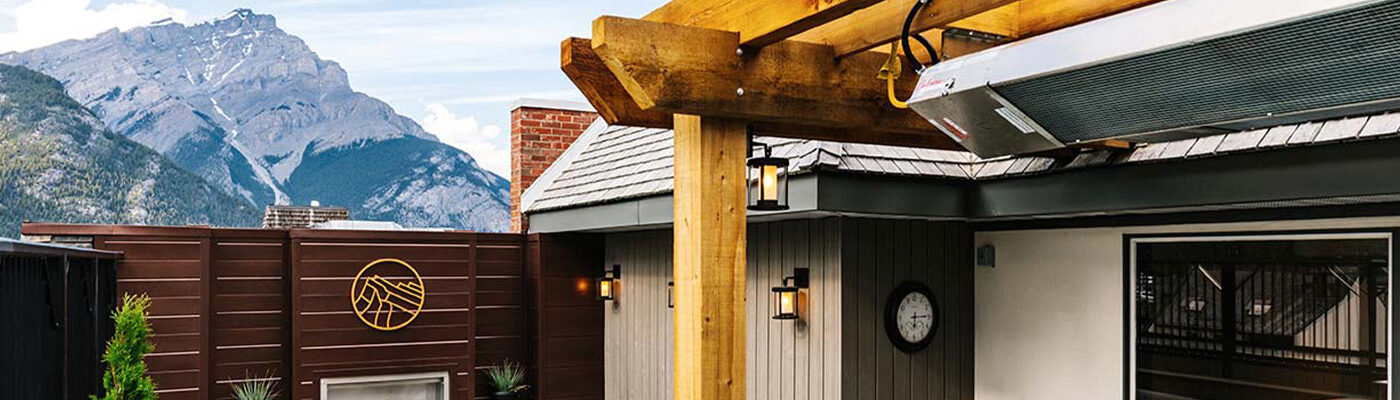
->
[
  {"left": 771, "top": 268, "right": 809, "bottom": 320},
  {"left": 667, "top": 281, "right": 675, "bottom": 308},
  {"left": 747, "top": 132, "right": 790, "bottom": 211},
  {"left": 597, "top": 264, "right": 620, "bottom": 301}
]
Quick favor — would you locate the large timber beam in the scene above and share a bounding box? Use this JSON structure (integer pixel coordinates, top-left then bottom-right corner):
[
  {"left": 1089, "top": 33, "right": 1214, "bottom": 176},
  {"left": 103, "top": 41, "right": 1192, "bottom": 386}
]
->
[
  {"left": 792, "top": 0, "right": 1019, "bottom": 58},
  {"left": 794, "top": 0, "right": 1166, "bottom": 59},
  {"left": 1014, "top": 0, "right": 1165, "bottom": 37},
  {"left": 645, "top": 0, "right": 882, "bottom": 47},
  {"left": 590, "top": 16, "right": 960, "bottom": 149},
  {"left": 672, "top": 114, "right": 747, "bottom": 400},
  {"left": 561, "top": 37, "right": 673, "bottom": 129}
]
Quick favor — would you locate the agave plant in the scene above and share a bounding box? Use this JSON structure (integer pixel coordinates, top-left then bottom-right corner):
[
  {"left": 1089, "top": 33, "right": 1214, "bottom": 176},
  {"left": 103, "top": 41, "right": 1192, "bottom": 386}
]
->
[
  {"left": 230, "top": 371, "right": 280, "bottom": 400},
  {"left": 485, "top": 360, "right": 529, "bottom": 395}
]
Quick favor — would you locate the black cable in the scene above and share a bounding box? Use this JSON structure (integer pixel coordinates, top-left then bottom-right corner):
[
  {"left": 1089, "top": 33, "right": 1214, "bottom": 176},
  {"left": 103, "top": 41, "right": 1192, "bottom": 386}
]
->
[{"left": 900, "top": 0, "right": 940, "bottom": 73}]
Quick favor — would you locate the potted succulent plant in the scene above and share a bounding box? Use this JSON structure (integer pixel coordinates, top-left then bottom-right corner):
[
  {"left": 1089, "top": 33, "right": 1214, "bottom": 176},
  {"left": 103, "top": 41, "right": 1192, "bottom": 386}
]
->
[{"left": 485, "top": 360, "right": 528, "bottom": 400}]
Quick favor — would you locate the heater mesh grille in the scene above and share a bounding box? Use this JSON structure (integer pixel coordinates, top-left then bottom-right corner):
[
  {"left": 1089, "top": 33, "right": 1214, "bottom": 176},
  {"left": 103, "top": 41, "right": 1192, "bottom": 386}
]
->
[{"left": 996, "top": 1, "right": 1400, "bottom": 143}]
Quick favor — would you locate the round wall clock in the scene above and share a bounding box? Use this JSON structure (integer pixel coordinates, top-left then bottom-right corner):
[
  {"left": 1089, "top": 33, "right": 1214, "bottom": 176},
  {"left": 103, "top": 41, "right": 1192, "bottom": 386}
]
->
[{"left": 884, "top": 281, "right": 939, "bottom": 353}]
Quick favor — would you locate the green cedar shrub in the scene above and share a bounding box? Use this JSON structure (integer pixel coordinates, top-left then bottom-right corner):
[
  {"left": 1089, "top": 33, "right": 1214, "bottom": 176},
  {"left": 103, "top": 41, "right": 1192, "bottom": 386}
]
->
[{"left": 94, "top": 293, "right": 157, "bottom": 400}]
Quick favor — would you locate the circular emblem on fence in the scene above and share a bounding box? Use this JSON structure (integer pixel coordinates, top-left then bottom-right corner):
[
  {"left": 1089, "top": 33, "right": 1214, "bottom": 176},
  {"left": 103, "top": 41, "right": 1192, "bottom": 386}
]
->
[{"left": 350, "top": 258, "right": 425, "bottom": 331}]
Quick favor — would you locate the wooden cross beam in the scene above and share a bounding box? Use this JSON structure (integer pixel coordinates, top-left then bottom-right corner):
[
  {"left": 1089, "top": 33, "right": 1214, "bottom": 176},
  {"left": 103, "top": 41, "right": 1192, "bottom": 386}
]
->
[
  {"left": 792, "top": 0, "right": 1020, "bottom": 59},
  {"left": 793, "top": 0, "right": 1166, "bottom": 59},
  {"left": 644, "top": 0, "right": 883, "bottom": 47},
  {"left": 584, "top": 15, "right": 960, "bottom": 149}
]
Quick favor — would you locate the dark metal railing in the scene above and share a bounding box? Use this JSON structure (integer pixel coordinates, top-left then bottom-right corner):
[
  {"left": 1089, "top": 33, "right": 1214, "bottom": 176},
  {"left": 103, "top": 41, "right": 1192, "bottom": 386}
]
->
[{"left": 1137, "top": 260, "right": 1388, "bottom": 374}]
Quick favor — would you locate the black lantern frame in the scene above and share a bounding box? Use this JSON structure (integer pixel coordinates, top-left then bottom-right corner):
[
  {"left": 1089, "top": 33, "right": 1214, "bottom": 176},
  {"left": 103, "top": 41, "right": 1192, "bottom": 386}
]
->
[
  {"left": 667, "top": 281, "right": 675, "bottom": 308},
  {"left": 771, "top": 268, "right": 809, "bottom": 320},
  {"left": 596, "top": 264, "right": 620, "bottom": 301},
  {"left": 747, "top": 132, "right": 790, "bottom": 211}
]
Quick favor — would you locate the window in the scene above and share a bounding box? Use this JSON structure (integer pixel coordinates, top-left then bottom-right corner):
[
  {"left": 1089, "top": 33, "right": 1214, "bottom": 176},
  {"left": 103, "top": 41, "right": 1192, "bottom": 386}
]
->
[
  {"left": 1130, "top": 234, "right": 1390, "bottom": 400},
  {"left": 321, "top": 371, "right": 448, "bottom": 400}
]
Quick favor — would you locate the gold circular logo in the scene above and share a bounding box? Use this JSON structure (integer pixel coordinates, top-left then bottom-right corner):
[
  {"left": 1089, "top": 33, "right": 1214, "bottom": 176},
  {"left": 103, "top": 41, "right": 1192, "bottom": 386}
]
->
[{"left": 350, "top": 258, "right": 425, "bottom": 331}]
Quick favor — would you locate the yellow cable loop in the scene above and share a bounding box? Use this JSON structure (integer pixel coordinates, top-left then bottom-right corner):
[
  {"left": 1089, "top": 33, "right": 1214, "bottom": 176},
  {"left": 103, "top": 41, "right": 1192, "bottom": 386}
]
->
[{"left": 879, "top": 42, "right": 909, "bottom": 109}]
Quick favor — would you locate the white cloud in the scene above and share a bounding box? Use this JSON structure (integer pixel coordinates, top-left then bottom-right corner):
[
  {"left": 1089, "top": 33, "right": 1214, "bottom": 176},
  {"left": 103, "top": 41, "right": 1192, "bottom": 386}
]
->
[
  {"left": 420, "top": 103, "right": 509, "bottom": 177},
  {"left": 442, "top": 89, "right": 584, "bottom": 105},
  {"left": 0, "top": 0, "right": 186, "bottom": 52}
]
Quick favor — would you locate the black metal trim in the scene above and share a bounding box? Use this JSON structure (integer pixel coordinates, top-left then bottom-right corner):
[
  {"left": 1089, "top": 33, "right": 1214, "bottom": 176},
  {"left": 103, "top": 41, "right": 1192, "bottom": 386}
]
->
[
  {"left": 531, "top": 137, "right": 1400, "bottom": 233},
  {"left": 1121, "top": 228, "right": 1400, "bottom": 400},
  {"left": 0, "top": 239, "right": 120, "bottom": 259},
  {"left": 975, "top": 201, "right": 1400, "bottom": 232}
]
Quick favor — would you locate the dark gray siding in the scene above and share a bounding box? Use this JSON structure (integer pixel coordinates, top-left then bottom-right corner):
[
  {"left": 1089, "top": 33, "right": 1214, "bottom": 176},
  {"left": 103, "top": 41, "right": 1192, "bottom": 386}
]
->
[
  {"left": 842, "top": 218, "right": 973, "bottom": 400},
  {"left": 603, "top": 217, "right": 972, "bottom": 400}
]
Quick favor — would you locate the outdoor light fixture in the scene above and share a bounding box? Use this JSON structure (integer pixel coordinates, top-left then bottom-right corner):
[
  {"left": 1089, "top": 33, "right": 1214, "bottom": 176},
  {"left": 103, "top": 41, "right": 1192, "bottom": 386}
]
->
[
  {"left": 597, "top": 264, "right": 620, "bottom": 301},
  {"left": 667, "top": 281, "right": 675, "bottom": 308},
  {"left": 747, "top": 128, "right": 789, "bottom": 211},
  {"left": 771, "top": 268, "right": 809, "bottom": 320}
]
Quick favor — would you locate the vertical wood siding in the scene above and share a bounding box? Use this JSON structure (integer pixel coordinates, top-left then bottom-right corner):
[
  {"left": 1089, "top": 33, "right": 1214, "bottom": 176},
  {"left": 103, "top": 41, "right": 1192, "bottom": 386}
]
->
[
  {"left": 841, "top": 218, "right": 973, "bottom": 400},
  {"left": 604, "top": 218, "right": 844, "bottom": 400},
  {"left": 603, "top": 217, "right": 973, "bottom": 400}
]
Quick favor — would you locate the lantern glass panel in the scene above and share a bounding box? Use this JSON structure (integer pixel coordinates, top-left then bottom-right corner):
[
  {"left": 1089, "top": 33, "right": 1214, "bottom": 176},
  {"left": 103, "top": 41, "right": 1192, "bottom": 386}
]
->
[
  {"left": 771, "top": 286, "right": 798, "bottom": 320},
  {"left": 747, "top": 156, "right": 789, "bottom": 211},
  {"left": 597, "top": 277, "right": 614, "bottom": 301}
]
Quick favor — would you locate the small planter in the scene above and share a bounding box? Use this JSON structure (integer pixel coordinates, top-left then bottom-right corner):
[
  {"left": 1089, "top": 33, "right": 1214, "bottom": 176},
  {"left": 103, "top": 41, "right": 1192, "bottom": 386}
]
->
[{"left": 492, "top": 391, "right": 518, "bottom": 400}]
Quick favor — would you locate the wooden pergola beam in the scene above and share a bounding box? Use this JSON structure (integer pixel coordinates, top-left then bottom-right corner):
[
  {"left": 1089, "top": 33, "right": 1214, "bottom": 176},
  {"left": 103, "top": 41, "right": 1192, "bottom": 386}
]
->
[
  {"left": 1015, "top": 0, "right": 1164, "bottom": 37},
  {"left": 564, "top": 34, "right": 957, "bottom": 149},
  {"left": 792, "top": 0, "right": 1019, "bottom": 59},
  {"left": 645, "top": 0, "right": 883, "bottom": 47},
  {"left": 561, "top": 38, "right": 673, "bottom": 129},
  {"left": 590, "top": 16, "right": 959, "bottom": 149},
  {"left": 794, "top": 0, "right": 1166, "bottom": 60}
]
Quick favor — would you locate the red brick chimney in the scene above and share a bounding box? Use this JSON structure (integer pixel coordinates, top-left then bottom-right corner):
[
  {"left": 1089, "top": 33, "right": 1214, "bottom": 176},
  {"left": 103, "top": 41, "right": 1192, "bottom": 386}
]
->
[{"left": 510, "top": 98, "right": 598, "bottom": 232}]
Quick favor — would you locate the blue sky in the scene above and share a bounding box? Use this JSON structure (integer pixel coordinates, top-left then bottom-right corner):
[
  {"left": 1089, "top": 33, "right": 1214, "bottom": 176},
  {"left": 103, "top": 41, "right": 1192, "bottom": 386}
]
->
[{"left": 0, "top": 0, "right": 667, "bottom": 176}]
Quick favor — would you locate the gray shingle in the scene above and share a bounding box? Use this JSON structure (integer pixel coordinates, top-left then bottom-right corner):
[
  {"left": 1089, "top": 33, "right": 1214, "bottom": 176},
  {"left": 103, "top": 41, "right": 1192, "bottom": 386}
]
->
[
  {"left": 1126, "top": 142, "right": 1168, "bottom": 162},
  {"left": 1216, "top": 129, "right": 1267, "bottom": 152},
  {"left": 1005, "top": 157, "right": 1033, "bottom": 175},
  {"left": 1158, "top": 139, "right": 1198, "bottom": 159},
  {"left": 1314, "top": 117, "right": 1367, "bottom": 142},
  {"left": 975, "top": 159, "right": 1015, "bottom": 178},
  {"left": 1360, "top": 113, "right": 1400, "bottom": 137},
  {"left": 1258, "top": 125, "right": 1297, "bottom": 147},
  {"left": 1286, "top": 122, "right": 1322, "bottom": 144},
  {"left": 1186, "top": 134, "right": 1224, "bottom": 157},
  {"left": 528, "top": 111, "right": 1400, "bottom": 212}
]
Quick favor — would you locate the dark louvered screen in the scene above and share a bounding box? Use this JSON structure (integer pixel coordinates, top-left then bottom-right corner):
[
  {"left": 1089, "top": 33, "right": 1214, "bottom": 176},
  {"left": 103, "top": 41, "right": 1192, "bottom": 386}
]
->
[{"left": 996, "top": 0, "right": 1400, "bottom": 143}]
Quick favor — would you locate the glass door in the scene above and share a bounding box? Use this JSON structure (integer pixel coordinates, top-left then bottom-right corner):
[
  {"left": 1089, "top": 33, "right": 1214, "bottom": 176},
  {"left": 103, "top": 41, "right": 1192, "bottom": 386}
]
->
[{"left": 1133, "top": 235, "right": 1390, "bottom": 400}]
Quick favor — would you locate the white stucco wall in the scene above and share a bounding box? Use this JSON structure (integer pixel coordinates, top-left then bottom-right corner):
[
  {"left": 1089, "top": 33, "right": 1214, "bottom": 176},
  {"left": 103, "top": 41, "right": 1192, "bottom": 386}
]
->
[{"left": 973, "top": 216, "right": 1400, "bottom": 400}]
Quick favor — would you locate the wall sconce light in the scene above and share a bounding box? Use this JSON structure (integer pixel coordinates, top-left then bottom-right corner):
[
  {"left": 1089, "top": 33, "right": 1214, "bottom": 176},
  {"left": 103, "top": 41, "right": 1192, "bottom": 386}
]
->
[
  {"left": 667, "top": 281, "right": 675, "bottom": 308},
  {"left": 597, "top": 264, "right": 620, "bottom": 301},
  {"left": 771, "top": 268, "right": 809, "bottom": 320},
  {"left": 747, "top": 130, "right": 789, "bottom": 211}
]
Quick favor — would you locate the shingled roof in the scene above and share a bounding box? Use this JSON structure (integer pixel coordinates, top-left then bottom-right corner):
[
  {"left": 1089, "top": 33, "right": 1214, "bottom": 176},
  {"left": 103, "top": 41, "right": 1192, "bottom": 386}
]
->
[{"left": 521, "top": 113, "right": 1400, "bottom": 213}]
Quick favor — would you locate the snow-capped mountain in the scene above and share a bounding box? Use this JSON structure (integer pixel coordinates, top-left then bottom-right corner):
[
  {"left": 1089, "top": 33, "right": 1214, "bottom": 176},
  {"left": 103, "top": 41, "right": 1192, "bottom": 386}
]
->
[
  {"left": 0, "top": 64, "right": 261, "bottom": 238},
  {"left": 0, "top": 9, "right": 510, "bottom": 231}
]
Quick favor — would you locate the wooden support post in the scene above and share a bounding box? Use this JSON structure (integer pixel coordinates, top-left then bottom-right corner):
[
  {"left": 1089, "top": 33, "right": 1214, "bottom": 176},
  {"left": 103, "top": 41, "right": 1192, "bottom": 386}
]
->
[{"left": 672, "top": 114, "right": 747, "bottom": 400}]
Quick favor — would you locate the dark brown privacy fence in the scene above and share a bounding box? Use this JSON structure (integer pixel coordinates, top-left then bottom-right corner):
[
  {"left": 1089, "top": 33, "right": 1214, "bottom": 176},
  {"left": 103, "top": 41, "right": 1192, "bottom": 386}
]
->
[{"left": 21, "top": 224, "right": 604, "bottom": 400}]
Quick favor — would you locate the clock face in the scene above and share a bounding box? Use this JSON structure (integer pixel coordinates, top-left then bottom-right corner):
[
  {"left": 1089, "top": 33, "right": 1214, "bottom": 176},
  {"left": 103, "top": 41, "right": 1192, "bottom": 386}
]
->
[
  {"left": 896, "top": 292, "right": 934, "bottom": 342},
  {"left": 884, "top": 281, "right": 939, "bottom": 353}
]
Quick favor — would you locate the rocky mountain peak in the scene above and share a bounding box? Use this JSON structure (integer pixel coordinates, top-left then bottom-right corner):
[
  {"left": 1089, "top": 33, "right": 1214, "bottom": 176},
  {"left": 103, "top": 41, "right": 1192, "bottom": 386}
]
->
[{"left": 0, "top": 10, "right": 510, "bottom": 231}]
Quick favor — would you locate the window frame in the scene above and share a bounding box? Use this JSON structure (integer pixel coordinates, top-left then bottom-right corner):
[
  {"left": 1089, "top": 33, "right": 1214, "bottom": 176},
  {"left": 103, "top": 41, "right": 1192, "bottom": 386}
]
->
[{"left": 1123, "top": 230, "right": 1396, "bottom": 400}]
